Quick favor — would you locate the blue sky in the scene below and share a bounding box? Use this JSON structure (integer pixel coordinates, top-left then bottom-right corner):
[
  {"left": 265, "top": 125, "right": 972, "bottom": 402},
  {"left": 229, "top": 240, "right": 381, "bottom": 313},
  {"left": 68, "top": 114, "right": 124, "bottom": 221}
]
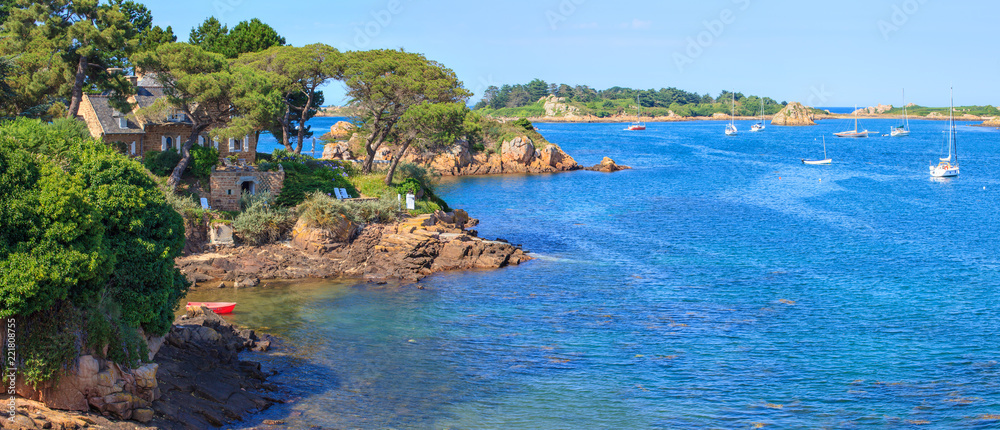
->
[{"left": 143, "top": 0, "right": 998, "bottom": 107}]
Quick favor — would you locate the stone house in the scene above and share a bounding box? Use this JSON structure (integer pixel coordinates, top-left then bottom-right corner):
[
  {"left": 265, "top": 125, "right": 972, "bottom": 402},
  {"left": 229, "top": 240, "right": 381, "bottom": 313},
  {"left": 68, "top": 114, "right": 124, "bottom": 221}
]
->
[
  {"left": 79, "top": 73, "right": 284, "bottom": 211},
  {"left": 79, "top": 74, "right": 257, "bottom": 164}
]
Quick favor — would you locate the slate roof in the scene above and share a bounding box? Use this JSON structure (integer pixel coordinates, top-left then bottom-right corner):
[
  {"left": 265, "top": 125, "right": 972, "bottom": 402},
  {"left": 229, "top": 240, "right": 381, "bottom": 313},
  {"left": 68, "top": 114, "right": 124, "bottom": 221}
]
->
[
  {"left": 136, "top": 73, "right": 163, "bottom": 88},
  {"left": 87, "top": 95, "right": 143, "bottom": 135},
  {"left": 134, "top": 85, "right": 165, "bottom": 110}
]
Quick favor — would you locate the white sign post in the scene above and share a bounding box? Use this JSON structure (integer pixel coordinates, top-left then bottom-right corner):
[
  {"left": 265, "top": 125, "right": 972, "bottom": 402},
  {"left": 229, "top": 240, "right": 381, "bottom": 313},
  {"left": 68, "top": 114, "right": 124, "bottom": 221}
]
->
[{"left": 405, "top": 193, "right": 416, "bottom": 210}]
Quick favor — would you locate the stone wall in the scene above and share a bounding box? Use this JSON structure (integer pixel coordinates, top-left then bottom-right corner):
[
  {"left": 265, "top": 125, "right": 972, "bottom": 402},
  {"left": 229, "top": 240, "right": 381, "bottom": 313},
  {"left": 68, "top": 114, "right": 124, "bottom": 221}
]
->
[
  {"left": 139, "top": 126, "right": 257, "bottom": 164},
  {"left": 208, "top": 166, "right": 285, "bottom": 211}
]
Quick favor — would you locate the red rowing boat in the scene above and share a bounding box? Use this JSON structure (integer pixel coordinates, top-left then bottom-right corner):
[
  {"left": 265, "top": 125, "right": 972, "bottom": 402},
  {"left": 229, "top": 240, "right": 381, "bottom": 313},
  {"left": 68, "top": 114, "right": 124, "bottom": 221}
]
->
[{"left": 186, "top": 302, "right": 236, "bottom": 314}]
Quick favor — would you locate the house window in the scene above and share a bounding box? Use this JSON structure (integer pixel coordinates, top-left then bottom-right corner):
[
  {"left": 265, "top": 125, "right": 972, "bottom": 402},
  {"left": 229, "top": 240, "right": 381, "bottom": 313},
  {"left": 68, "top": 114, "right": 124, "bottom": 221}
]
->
[
  {"left": 232, "top": 137, "right": 242, "bottom": 152},
  {"left": 163, "top": 136, "right": 172, "bottom": 151},
  {"left": 118, "top": 117, "right": 128, "bottom": 129},
  {"left": 213, "top": 138, "right": 219, "bottom": 150},
  {"left": 130, "top": 141, "right": 136, "bottom": 155},
  {"left": 226, "top": 189, "right": 232, "bottom": 195},
  {"left": 198, "top": 135, "right": 205, "bottom": 146}
]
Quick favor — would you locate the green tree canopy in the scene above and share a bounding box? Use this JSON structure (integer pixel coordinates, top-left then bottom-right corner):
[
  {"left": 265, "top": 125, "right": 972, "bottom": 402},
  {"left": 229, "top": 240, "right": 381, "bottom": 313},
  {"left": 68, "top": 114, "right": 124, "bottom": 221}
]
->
[
  {"left": 342, "top": 49, "right": 470, "bottom": 174},
  {"left": 234, "top": 43, "right": 342, "bottom": 153},
  {"left": 134, "top": 42, "right": 282, "bottom": 188},
  {"left": 1, "top": 0, "right": 141, "bottom": 118},
  {"left": 384, "top": 101, "right": 468, "bottom": 185},
  {"left": 189, "top": 16, "right": 285, "bottom": 59}
]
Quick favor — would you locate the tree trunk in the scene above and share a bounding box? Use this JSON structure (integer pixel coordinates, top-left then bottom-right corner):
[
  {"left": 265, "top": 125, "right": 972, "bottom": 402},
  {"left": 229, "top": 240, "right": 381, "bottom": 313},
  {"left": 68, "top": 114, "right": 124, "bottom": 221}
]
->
[
  {"left": 280, "top": 106, "right": 293, "bottom": 152},
  {"left": 295, "top": 90, "right": 314, "bottom": 154},
  {"left": 166, "top": 124, "right": 210, "bottom": 190},
  {"left": 66, "top": 55, "right": 88, "bottom": 118},
  {"left": 383, "top": 138, "right": 412, "bottom": 186}
]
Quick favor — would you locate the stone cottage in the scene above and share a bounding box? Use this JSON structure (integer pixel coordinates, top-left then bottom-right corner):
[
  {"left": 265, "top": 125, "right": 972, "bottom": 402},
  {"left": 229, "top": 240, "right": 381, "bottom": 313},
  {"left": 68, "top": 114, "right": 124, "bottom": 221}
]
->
[
  {"left": 78, "top": 73, "right": 258, "bottom": 164},
  {"left": 79, "top": 72, "right": 284, "bottom": 211}
]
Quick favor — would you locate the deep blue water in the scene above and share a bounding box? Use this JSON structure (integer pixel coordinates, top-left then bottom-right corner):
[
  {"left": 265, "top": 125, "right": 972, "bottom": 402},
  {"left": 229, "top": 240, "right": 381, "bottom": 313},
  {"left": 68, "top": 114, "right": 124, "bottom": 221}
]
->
[
  {"left": 198, "top": 118, "right": 1000, "bottom": 429},
  {"left": 255, "top": 117, "right": 350, "bottom": 156}
]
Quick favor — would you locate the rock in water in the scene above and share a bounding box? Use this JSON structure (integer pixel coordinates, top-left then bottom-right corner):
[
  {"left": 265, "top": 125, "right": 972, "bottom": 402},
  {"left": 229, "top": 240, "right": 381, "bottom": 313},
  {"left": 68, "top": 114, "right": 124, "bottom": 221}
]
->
[
  {"left": 982, "top": 117, "right": 1000, "bottom": 127},
  {"left": 770, "top": 102, "right": 816, "bottom": 126},
  {"left": 586, "top": 157, "right": 632, "bottom": 173}
]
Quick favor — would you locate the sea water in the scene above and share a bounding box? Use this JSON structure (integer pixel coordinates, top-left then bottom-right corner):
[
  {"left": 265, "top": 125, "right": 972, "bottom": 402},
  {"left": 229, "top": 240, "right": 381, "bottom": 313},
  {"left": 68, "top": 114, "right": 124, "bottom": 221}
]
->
[{"left": 194, "top": 118, "right": 1000, "bottom": 428}]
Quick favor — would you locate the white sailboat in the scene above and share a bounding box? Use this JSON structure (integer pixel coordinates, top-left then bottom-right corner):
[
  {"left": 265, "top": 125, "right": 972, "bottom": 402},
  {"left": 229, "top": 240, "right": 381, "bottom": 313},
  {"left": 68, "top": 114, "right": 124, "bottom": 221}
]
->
[
  {"left": 625, "top": 93, "right": 646, "bottom": 131},
  {"left": 891, "top": 89, "right": 910, "bottom": 137},
  {"left": 725, "top": 92, "right": 738, "bottom": 136},
  {"left": 750, "top": 98, "right": 765, "bottom": 132},
  {"left": 803, "top": 136, "right": 831, "bottom": 165},
  {"left": 834, "top": 105, "right": 869, "bottom": 138},
  {"left": 930, "top": 88, "right": 959, "bottom": 178}
]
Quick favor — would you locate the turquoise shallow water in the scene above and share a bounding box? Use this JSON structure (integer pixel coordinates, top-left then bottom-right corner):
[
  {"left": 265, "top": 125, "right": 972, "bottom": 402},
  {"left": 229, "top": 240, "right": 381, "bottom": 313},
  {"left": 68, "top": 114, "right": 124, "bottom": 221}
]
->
[{"left": 205, "top": 119, "right": 1000, "bottom": 428}]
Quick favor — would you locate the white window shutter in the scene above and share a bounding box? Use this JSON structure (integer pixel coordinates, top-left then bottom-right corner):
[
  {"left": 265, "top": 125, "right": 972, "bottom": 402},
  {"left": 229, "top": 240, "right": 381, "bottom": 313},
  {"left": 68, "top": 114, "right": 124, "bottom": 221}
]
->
[
  {"left": 228, "top": 138, "right": 234, "bottom": 153},
  {"left": 244, "top": 135, "right": 249, "bottom": 152},
  {"left": 213, "top": 138, "right": 219, "bottom": 150},
  {"left": 177, "top": 136, "right": 182, "bottom": 151},
  {"left": 198, "top": 135, "right": 205, "bottom": 146},
  {"left": 130, "top": 141, "right": 136, "bottom": 155},
  {"left": 161, "top": 136, "right": 167, "bottom": 151}
]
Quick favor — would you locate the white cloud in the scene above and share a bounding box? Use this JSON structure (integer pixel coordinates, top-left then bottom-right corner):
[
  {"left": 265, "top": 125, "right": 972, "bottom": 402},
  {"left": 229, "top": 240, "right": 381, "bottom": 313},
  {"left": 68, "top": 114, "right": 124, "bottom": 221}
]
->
[{"left": 626, "top": 19, "right": 651, "bottom": 30}]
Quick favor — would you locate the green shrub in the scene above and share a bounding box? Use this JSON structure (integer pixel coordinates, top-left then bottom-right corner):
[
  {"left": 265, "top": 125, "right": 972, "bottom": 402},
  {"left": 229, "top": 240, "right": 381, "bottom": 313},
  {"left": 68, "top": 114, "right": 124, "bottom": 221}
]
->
[
  {"left": 142, "top": 148, "right": 182, "bottom": 176},
  {"left": 0, "top": 118, "right": 187, "bottom": 384},
  {"left": 188, "top": 144, "right": 219, "bottom": 178},
  {"left": 263, "top": 149, "right": 357, "bottom": 207},
  {"left": 513, "top": 118, "right": 534, "bottom": 131},
  {"left": 396, "top": 177, "right": 421, "bottom": 196},
  {"left": 233, "top": 193, "right": 293, "bottom": 245},
  {"left": 21, "top": 303, "right": 81, "bottom": 385},
  {"left": 298, "top": 191, "right": 400, "bottom": 226}
]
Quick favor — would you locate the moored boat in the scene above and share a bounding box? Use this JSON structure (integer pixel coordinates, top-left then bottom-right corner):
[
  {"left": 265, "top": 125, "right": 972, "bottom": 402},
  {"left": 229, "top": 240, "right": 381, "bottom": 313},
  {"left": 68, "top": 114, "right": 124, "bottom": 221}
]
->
[
  {"left": 930, "top": 88, "right": 959, "bottom": 178},
  {"left": 625, "top": 94, "right": 646, "bottom": 131},
  {"left": 803, "top": 136, "right": 832, "bottom": 165},
  {"left": 835, "top": 105, "right": 869, "bottom": 138},
  {"left": 187, "top": 302, "right": 237, "bottom": 314}
]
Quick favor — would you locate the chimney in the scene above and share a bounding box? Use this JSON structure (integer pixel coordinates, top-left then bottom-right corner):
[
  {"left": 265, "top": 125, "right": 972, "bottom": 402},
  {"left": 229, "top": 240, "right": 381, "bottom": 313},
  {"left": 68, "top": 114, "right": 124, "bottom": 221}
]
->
[{"left": 126, "top": 75, "right": 138, "bottom": 86}]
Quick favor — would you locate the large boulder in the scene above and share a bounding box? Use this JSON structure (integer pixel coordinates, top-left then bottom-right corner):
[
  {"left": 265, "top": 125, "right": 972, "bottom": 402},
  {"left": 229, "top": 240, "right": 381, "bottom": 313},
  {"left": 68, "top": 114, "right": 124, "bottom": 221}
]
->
[
  {"left": 983, "top": 117, "right": 1000, "bottom": 127},
  {"left": 291, "top": 217, "right": 357, "bottom": 255},
  {"left": 322, "top": 141, "right": 354, "bottom": 160},
  {"left": 586, "top": 157, "right": 631, "bottom": 173},
  {"left": 430, "top": 140, "right": 473, "bottom": 173},
  {"left": 771, "top": 102, "right": 816, "bottom": 126},
  {"left": 15, "top": 356, "right": 160, "bottom": 420},
  {"left": 538, "top": 144, "right": 577, "bottom": 170},
  {"left": 321, "top": 121, "right": 355, "bottom": 140},
  {"left": 501, "top": 136, "right": 536, "bottom": 165}
]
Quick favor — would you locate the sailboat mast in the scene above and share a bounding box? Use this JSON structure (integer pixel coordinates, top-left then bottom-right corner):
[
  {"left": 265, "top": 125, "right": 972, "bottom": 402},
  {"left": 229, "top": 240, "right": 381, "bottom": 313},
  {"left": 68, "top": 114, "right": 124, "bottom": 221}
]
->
[
  {"left": 902, "top": 89, "right": 909, "bottom": 130},
  {"left": 823, "top": 136, "right": 827, "bottom": 159},
  {"left": 951, "top": 87, "right": 957, "bottom": 164},
  {"left": 854, "top": 104, "right": 859, "bottom": 132}
]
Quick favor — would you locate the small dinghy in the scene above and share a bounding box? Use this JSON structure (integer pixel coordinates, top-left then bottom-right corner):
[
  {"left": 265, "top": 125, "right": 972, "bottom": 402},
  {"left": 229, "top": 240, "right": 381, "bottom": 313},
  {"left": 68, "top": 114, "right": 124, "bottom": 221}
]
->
[{"left": 186, "top": 302, "right": 237, "bottom": 314}]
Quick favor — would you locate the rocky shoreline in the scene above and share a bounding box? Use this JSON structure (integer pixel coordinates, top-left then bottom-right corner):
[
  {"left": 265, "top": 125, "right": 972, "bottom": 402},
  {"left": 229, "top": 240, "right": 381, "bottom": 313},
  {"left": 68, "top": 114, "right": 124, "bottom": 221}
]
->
[
  {"left": 8, "top": 309, "right": 280, "bottom": 430},
  {"left": 178, "top": 210, "right": 531, "bottom": 286}
]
